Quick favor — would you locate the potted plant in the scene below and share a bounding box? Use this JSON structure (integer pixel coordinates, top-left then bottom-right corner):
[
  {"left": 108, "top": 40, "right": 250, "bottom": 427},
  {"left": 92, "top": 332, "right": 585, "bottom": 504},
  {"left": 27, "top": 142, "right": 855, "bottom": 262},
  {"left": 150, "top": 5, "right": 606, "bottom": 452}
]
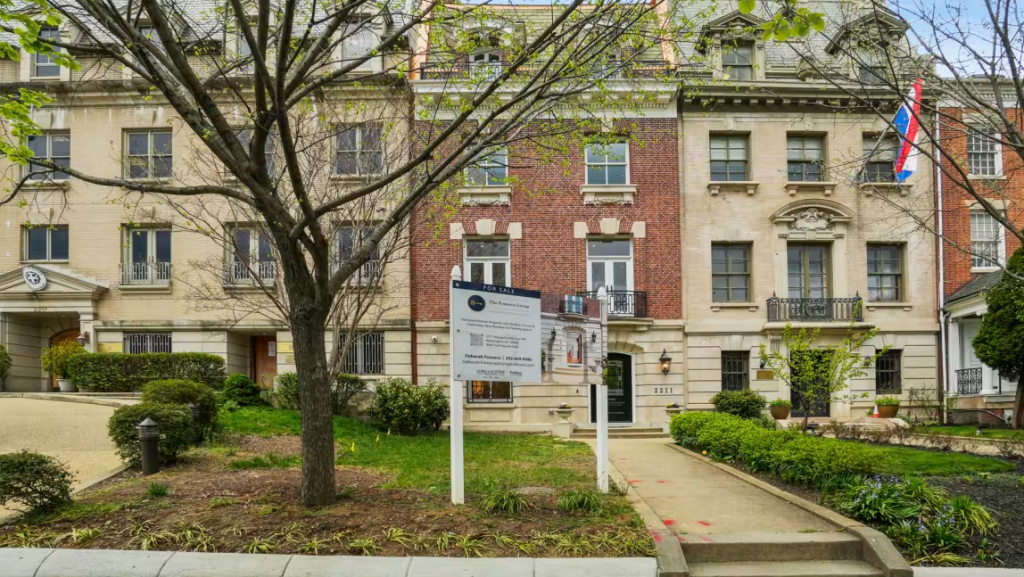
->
[
  {"left": 665, "top": 402, "right": 683, "bottom": 417},
  {"left": 769, "top": 399, "right": 792, "bottom": 420},
  {"left": 875, "top": 396, "right": 901, "bottom": 419},
  {"left": 555, "top": 403, "right": 574, "bottom": 422},
  {"left": 41, "top": 340, "right": 85, "bottom": 392},
  {"left": 0, "top": 344, "right": 11, "bottom": 393}
]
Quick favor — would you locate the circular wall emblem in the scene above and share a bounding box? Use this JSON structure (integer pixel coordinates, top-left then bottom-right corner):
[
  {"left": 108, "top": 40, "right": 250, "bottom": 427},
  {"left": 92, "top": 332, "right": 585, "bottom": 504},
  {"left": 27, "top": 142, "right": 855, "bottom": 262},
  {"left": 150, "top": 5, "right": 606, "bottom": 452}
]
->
[
  {"left": 22, "top": 266, "right": 47, "bottom": 291},
  {"left": 467, "top": 294, "right": 486, "bottom": 312}
]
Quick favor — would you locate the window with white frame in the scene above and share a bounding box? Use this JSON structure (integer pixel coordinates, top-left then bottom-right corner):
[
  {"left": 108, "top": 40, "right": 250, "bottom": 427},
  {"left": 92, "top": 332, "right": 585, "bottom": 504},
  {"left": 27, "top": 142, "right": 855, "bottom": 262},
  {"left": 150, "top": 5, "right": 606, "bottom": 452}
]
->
[
  {"left": 335, "top": 124, "right": 383, "bottom": 176},
  {"left": 721, "top": 42, "right": 753, "bottom": 80},
  {"left": 336, "top": 224, "right": 381, "bottom": 283},
  {"left": 465, "top": 239, "right": 509, "bottom": 286},
  {"left": 24, "top": 225, "right": 69, "bottom": 262},
  {"left": 587, "top": 239, "right": 635, "bottom": 315},
  {"left": 342, "top": 21, "right": 375, "bottom": 71},
  {"left": 125, "top": 130, "right": 172, "bottom": 179},
  {"left": 137, "top": 25, "right": 164, "bottom": 51},
  {"left": 470, "top": 49, "right": 501, "bottom": 80},
  {"left": 340, "top": 331, "right": 384, "bottom": 375},
  {"left": 967, "top": 126, "right": 1002, "bottom": 176},
  {"left": 585, "top": 141, "right": 628, "bottom": 185},
  {"left": 123, "top": 228, "right": 171, "bottom": 285},
  {"left": 970, "top": 211, "right": 1003, "bottom": 268},
  {"left": 27, "top": 132, "right": 70, "bottom": 181},
  {"left": 34, "top": 27, "right": 61, "bottom": 77},
  {"left": 123, "top": 333, "right": 172, "bottom": 354},
  {"left": 465, "top": 147, "right": 508, "bottom": 187},
  {"left": 235, "top": 128, "right": 277, "bottom": 176},
  {"left": 228, "top": 226, "right": 275, "bottom": 283}
]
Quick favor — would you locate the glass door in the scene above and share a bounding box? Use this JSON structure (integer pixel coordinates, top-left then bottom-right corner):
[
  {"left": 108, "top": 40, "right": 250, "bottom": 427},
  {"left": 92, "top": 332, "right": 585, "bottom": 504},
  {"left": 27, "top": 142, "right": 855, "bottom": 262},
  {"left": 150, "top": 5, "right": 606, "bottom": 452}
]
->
[
  {"left": 787, "top": 244, "right": 830, "bottom": 298},
  {"left": 587, "top": 239, "right": 633, "bottom": 314},
  {"left": 465, "top": 239, "right": 509, "bottom": 287},
  {"left": 127, "top": 229, "right": 171, "bottom": 282}
]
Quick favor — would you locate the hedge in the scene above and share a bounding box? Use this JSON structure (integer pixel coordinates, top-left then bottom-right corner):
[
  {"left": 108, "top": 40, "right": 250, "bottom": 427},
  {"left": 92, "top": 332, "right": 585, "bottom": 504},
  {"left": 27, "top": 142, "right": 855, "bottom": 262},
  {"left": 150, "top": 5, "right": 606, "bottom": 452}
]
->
[
  {"left": 66, "top": 352, "right": 226, "bottom": 392},
  {"left": 669, "top": 411, "right": 883, "bottom": 489},
  {"left": 141, "top": 379, "right": 218, "bottom": 439}
]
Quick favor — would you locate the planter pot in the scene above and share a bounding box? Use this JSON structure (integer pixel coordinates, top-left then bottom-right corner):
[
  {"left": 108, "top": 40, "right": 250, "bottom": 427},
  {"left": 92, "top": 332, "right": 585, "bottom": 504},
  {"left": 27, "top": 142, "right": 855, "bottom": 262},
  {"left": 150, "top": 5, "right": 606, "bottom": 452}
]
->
[
  {"left": 877, "top": 404, "right": 899, "bottom": 419},
  {"left": 665, "top": 407, "right": 683, "bottom": 418},
  {"left": 770, "top": 406, "right": 791, "bottom": 420},
  {"left": 555, "top": 409, "right": 574, "bottom": 422},
  {"left": 57, "top": 378, "right": 76, "bottom": 393}
]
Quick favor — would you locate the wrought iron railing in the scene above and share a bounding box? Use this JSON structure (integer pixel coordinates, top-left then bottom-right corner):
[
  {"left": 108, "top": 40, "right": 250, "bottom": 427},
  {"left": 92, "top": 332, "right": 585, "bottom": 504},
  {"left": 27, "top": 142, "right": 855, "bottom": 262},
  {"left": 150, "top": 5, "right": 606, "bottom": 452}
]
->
[
  {"left": 766, "top": 294, "right": 864, "bottom": 323},
  {"left": 224, "top": 260, "right": 276, "bottom": 286},
  {"left": 331, "top": 258, "right": 381, "bottom": 286},
  {"left": 577, "top": 289, "right": 648, "bottom": 318},
  {"left": 120, "top": 261, "right": 171, "bottom": 285},
  {"left": 559, "top": 295, "right": 589, "bottom": 316},
  {"left": 418, "top": 60, "right": 672, "bottom": 81},
  {"left": 956, "top": 367, "right": 983, "bottom": 395}
]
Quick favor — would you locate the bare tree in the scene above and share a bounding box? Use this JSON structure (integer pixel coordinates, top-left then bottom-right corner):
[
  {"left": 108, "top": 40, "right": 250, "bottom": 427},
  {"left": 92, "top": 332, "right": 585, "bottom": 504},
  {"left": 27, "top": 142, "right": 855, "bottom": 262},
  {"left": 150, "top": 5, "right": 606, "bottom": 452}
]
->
[{"left": 0, "top": 0, "right": 688, "bottom": 506}]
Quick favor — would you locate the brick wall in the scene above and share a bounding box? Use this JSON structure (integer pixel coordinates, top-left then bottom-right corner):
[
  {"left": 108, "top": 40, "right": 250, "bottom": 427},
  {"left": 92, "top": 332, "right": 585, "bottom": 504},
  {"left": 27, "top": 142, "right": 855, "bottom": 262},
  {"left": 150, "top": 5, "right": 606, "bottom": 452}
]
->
[
  {"left": 411, "top": 118, "right": 681, "bottom": 321},
  {"left": 940, "top": 107, "right": 1024, "bottom": 297}
]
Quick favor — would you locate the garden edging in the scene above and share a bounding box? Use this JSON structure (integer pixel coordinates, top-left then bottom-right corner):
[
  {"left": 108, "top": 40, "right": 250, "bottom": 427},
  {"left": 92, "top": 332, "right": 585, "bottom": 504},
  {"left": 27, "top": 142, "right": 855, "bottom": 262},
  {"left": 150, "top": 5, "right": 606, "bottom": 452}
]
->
[{"left": 664, "top": 442, "right": 912, "bottom": 577}]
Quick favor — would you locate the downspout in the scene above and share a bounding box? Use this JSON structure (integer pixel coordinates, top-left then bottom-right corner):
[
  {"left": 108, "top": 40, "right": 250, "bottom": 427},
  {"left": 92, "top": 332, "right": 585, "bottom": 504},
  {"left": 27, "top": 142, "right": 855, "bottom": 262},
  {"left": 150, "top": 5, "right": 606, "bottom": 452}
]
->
[{"left": 935, "top": 109, "right": 949, "bottom": 414}]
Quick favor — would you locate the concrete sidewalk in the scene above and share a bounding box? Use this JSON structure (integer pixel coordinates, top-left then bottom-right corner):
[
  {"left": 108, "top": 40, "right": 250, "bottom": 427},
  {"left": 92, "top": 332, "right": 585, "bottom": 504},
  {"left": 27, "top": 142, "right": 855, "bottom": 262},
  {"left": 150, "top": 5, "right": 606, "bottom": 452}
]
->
[
  {"left": 608, "top": 438, "right": 835, "bottom": 536},
  {"left": 0, "top": 549, "right": 657, "bottom": 577}
]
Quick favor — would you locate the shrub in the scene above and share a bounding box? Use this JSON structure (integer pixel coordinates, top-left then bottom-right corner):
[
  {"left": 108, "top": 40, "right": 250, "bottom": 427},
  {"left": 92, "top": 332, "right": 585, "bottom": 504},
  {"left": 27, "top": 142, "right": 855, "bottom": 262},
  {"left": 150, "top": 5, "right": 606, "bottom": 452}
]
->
[
  {"left": 739, "top": 428, "right": 797, "bottom": 473},
  {"left": 695, "top": 413, "right": 764, "bottom": 460},
  {"left": 0, "top": 451, "right": 74, "bottom": 511},
  {"left": 0, "top": 344, "right": 12, "bottom": 383},
  {"left": 669, "top": 411, "right": 721, "bottom": 447},
  {"left": 711, "top": 389, "right": 767, "bottom": 420},
  {"left": 66, "top": 352, "right": 225, "bottom": 392},
  {"left": 41, "top": 340, "right": 85, "bottom": 379},
  {"left": 369, "top": 378, "right": 449, "bottom": 435},
  {"left": 141, "top": 379, "right": 218, "bottom": 438},
  {"left": 772, "top": 436, "right": 879, "bottom": 488},
  {"left": 222, "top": 374, "right": 263, "bottom": 407},
  {"left": 108, "top": 402, "right": 194, "bottom": 465},
  {"left": 274, "top": 372, "right": 300, "bottom": 409},
  {"left": 273, "top": 371, "right": 368, "bottom": 415}
]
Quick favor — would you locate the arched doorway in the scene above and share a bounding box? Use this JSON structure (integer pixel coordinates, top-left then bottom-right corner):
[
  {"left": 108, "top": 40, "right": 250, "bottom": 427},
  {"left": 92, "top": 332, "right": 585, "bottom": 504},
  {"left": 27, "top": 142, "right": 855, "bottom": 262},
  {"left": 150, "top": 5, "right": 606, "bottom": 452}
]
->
[{"left": 48, "top": 328, "right": 80, "bottom": 391}]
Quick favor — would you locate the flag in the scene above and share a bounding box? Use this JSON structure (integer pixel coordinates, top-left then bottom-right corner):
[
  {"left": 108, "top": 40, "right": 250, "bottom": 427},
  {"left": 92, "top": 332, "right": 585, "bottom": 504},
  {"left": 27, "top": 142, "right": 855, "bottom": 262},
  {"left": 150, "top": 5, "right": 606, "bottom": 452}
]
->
[{"left": 893, "top": 78, "right": 923, "bottom": 182}]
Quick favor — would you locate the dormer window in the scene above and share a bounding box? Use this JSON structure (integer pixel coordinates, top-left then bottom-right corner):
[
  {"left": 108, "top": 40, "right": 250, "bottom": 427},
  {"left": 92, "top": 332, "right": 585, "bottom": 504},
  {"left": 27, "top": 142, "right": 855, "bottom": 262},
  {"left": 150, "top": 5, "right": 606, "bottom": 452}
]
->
[
  {"left": 342, "top": 20, "right": 375, "bottom": 71},
  {"left": 721, "top": 42, "right": 753, "bottom": 81},
  {"left": 34, "top": 27, "right": 61, "bottom": 77},
  {"left": 138, "top": 25, "right": 164, "bottom": 52},
  {"left": 858, "top": 64, "right": 886, "bottom": 85}
]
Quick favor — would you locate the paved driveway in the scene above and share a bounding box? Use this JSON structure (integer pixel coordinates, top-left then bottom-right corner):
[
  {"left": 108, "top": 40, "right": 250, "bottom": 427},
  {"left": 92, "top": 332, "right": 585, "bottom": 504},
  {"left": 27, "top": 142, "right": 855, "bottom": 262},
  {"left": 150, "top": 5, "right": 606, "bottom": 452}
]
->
[{"left": 0, "top": 398, "right": 121, "bottom": 514}]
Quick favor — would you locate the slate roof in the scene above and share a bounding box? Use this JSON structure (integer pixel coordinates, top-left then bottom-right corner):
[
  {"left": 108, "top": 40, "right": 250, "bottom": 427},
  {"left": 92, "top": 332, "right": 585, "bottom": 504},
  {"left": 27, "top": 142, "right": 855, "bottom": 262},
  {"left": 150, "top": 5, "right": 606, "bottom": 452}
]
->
[{"left": 945, "top": 270, "right": 1004, "bottom": 306}]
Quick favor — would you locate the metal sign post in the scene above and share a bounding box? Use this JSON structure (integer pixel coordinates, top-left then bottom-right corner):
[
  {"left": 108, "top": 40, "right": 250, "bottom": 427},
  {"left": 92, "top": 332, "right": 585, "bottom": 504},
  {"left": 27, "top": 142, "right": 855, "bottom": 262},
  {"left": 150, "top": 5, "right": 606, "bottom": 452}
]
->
[
  {"left": 596, "top": 287, "right": 609, "bottom": 493},
  {"left": 449, "top": 269, "right": 542, "bottom": 504}
]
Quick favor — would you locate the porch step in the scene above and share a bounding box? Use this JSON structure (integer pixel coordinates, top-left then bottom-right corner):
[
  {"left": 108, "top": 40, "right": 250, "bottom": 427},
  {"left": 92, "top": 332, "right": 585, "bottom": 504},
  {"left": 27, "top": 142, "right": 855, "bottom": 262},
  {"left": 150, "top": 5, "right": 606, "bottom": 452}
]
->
[
  {"left": 688, "top": 560, "right": 883, "bottom": 577},
  {"left": 680, "top": 532, "right": 862, "bottom": 564},
  {"left": 571, "top": 426, "right": 667, "bottom": 439}
]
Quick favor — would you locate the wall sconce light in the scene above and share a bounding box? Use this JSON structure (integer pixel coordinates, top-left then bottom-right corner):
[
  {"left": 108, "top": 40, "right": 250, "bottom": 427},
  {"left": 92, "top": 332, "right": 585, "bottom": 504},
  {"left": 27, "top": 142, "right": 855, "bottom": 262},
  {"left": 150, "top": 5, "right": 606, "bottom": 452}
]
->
[
  {"left": 550, "top": 329, "right": 556, "bottom": 343},
  {"left": 76, "top": 331, "right": 90, "bottom": 346},
  {"left": 591, "top": 332, "right": 597, "bottom": 344},
  {"left": 659, "top": 349, "right": 672, "bottom": 375}
]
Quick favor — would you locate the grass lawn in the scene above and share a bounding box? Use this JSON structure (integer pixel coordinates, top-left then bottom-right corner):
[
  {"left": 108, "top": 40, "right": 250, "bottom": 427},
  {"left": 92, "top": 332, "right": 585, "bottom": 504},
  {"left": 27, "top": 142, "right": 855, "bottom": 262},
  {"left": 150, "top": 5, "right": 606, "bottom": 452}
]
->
[
  {"left": 919, "top": 425, "right": 1023, "bottom": 440},
  {"left": 862, "top": 443, "right": 1018, "bottom": 476}
]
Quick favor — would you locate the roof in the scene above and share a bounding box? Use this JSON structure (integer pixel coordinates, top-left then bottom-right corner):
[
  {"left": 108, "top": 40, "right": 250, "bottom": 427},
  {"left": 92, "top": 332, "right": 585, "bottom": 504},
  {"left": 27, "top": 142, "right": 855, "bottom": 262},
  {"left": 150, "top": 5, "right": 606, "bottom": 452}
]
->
[{"left": 946, "top": 270, "right": 1003, "bottom": 306}]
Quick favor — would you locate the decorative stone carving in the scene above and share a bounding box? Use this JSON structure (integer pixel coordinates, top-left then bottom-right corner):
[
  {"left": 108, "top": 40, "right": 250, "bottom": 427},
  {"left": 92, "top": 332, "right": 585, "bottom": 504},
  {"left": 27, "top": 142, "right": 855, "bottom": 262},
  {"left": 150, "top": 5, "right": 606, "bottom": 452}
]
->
[{"left": 788, "top": 208, "right": 834, "bottom": 231}]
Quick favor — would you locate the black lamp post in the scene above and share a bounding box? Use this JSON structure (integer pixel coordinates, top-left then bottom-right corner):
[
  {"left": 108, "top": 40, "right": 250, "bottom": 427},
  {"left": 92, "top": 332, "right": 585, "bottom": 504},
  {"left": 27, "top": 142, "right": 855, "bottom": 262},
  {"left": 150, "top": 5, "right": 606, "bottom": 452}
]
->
[{"left": 659, "top": 349, "right": 672, "bottom": 375}]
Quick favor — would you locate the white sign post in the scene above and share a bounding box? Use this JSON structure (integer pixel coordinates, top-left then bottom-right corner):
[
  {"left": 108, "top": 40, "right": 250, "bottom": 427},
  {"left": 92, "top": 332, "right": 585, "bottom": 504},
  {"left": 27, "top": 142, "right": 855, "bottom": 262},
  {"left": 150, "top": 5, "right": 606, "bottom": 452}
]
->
[
  {"left": 596, "top": 287, "right": 609, "bottom": 493},
  {"left": 449, "top": 270, "right": 542, "bottom": 504}
]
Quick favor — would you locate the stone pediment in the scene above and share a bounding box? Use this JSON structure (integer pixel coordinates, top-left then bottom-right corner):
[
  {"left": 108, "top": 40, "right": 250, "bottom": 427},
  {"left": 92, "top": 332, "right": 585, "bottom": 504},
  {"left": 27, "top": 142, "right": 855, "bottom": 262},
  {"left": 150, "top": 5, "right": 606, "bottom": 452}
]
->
[
  {"left": 0, "top": 265, "right": 108, "bottom": 300},
  {"left": 698, "top": 10, "right": 766, "bottom": 50},
  {"left": 770, "top": 200, "right": 852, "bottom": 240}
]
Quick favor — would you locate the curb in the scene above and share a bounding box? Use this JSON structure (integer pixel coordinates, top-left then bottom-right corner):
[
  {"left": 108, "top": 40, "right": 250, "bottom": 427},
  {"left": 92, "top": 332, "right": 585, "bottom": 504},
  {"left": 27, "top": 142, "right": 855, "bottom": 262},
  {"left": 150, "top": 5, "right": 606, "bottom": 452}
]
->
[
  {"left": 664, "top": 442, "right": 912, "bottom": 577},
  {"left": 0, "top": 392, "right": 137, "bottom": 408}
]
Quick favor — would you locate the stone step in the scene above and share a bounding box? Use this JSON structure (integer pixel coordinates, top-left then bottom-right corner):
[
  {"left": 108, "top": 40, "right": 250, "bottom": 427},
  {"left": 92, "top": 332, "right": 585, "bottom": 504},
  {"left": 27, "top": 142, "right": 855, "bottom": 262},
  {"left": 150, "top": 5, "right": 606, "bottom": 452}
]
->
[
  {"left": 688, "top": 560, "right": 883, "bottom": 577},
  {"left": 571, "top": 430, "right": 668, "bottom": 439},
  {"left": 681, "top": 531, "right": 862, "bottom": 564},
  {"left": 573, "top": 426, "right": 664, "bottom": 434}
]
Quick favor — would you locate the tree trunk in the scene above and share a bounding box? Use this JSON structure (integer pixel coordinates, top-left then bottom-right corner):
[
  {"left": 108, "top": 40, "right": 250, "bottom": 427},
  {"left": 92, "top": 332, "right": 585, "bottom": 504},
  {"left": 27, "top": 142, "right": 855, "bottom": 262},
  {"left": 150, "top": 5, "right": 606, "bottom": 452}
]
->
[
  {"left": 291, "top": 311, "right": 337, "bottom": 507},
  {"left": 1014, "top": 376, "right": 1024, "bottom": 430}
]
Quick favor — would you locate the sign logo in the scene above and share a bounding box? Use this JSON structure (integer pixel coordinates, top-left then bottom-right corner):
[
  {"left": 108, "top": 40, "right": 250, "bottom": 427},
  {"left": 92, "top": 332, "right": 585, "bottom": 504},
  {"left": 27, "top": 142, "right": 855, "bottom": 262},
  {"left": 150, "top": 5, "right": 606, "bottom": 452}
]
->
[
  {"left": 22, "top": 266, "right": 47, "bottom": 291},
  {"left": 467, "top": 294, "right": 486, "bottom": 312}
]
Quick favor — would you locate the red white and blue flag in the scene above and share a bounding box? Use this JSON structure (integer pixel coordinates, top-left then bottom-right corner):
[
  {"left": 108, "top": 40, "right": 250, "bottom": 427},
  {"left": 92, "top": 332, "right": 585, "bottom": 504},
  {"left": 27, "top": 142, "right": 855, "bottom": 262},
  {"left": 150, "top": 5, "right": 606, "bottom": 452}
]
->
[{"left": 892, "top": 78, "right": 923, "bottom": 183}]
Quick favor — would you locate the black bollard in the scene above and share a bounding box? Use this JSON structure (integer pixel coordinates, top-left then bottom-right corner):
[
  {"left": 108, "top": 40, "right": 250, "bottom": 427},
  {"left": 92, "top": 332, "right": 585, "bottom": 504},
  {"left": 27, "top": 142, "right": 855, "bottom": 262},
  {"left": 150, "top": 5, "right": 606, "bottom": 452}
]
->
[{"left": 137, "top": 417, "right": 160, "bottom": 475}]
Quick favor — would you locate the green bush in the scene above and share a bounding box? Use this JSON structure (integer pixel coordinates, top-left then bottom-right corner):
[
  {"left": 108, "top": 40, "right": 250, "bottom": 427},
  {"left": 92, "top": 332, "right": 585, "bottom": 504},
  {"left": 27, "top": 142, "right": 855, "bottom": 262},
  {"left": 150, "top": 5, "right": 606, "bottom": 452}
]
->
[
  {"left": 108, "top": 402, "right": 195, "bottom": 465},
  {"left": 0, "top": 344, "right": 13, "bottom": 383},
  {"left": 141, "top": 379, "right": 218, "bottom": 438},
  {"left": 275, "top": 372, "right": 300, "bottom": 409},
  {"left": 66, "top": 352, "right": 225, "bottom": 392},
  {"left": 695, "top": 413, "right": 764, "bottom": 460},
  {"left": 369, "top": 378, "right": 449, "bottom": 435},
  {"left": 739, "top": 428, "right": 797, "bottom": 473},
  {"left": 711, "top": 389, "right": 767, "bottom": 420},
  {"left": 669, "top": 411, "right": 720, "bottom": 447},
  {"left": 223, "top": 374, "right": 263, "bottom": 407},
  {"left": 0, "top": 451, "right": 74, "bottom": 511},
  {"left": 273, "top": 372, "right": 366, "bottom": 415},
  {"left": 772, "top": 436, "right": 879, "bottom": 487},
  {"left": 41, "top": 340, "right": 85, "bottom": 379}
]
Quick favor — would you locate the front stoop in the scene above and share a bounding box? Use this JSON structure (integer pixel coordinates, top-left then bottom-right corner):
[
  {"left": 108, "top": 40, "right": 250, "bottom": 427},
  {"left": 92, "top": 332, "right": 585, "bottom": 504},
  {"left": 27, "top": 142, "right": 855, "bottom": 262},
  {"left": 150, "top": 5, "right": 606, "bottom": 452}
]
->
[
  {"left": 572, "top": 426, "right": 668, "bottom": 439},
  {"left": 680, "top": 532, "right": 885, "bottom": 577}
]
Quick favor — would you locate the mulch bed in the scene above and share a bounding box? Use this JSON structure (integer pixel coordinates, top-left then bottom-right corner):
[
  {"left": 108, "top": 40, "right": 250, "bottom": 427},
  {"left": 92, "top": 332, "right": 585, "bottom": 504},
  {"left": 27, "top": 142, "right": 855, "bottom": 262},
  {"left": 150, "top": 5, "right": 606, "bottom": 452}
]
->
[{"left": 0, "top": 436, "right": 650, "bottom": 558}]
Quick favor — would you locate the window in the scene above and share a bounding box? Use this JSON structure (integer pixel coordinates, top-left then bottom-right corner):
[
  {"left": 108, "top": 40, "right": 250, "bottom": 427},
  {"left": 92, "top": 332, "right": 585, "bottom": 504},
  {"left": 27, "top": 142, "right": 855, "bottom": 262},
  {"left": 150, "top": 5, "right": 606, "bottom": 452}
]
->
[
  {"left": 721, "top": 351, "right": 749, "bottom": 391},
  {"left": 237, "top": 33, "right": 253, "bottom": 73},
  {"left": 585, "top": 141, "right": 628, "bottom": 185},
  {"left": 27, "top": 132, "right": 70, "bottom": 181},
  {"left": 566, "top": 330, "right": 583, "bottom": 366},
  {"left": 787, "top": 244, "right": 829, "bottom": 299},
  {"left": 710, "top": 135, "right": 748, "bottom": 181},
  {"left": 465, "top": 239, "right": 509, "bottom": 286},
  {"left": 587, "top": 239, "right": 635, "bottom": 315},
  {"left": 787, "top": 136, "right": 824, "bottom": 182},
  {"left": 858, "top": 64, "right": 885, "bottom": 85},
  {"left": 875, "top": 350, "right": 901, "bottom": 394},
  {"left": 335, "top": 124, "right": 383, "bottom": 176},
  {"left": 867, "top": 245, "right": 902, "bottom": 302},
  {"left": 970, "top": 211, "right": 1003, "bottom": 268},
  {"left": 34, "top": 27, "right": 61, "bottom": 77},
  {"left": 466, "top": 147, "right": 508, "bottom": 187},
  {"left": 123, "top": 333, "right": 172, "bottom": 354},
  {"left": 967, "top": 127, "right": 1001, "bottom": 176},
  {"left": 862, "top": 135, "right": 897, "bottom": 182},
  {"left": 125, "top": 130, "right": 172, "bottom": 179},
  {"left": 236, "top": 129, "right": 277, "bottom": 176},
  {"left": 228, "top": 226, "right": 275, "bottom": 283},
  {"left": 721, "top": 42, "right": 753, "bottom": 80},
  {"left": 336, "top": 224, "right": 381, "bottom": 283},
  {"left": 137, "top": 25, "right": 164, "bottom": 52},
  {"left": 340, "top": 331, "right": 384, "bottom": 375},
  {"left": 24, "top": 225, "right": 68, "bottom": 262},
  {"left": 123, "top": 228, "right": 171, "bottom": 284},
  {"left": 468, "top": 381, "right": 512, "bottom": 403},
  {"left": 470, "top": 50, "right": 501, "bottom": 80},
  {"left": 342, "top": 21, "right": 375, "bottom": 71},
  {"left": 711, "top": 243, "right": 750, "bottom": 302}
]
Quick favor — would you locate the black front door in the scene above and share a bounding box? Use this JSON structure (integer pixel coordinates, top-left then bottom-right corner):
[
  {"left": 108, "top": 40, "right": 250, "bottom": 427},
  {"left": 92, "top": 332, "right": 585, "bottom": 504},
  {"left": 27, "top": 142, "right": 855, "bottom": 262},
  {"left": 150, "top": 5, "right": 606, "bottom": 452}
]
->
[
  {"left": 591, "top": 353, "right": 633, "bottom": 423},
  {"left": 790, "top": 350, "right": 831, "bottom": 417}
]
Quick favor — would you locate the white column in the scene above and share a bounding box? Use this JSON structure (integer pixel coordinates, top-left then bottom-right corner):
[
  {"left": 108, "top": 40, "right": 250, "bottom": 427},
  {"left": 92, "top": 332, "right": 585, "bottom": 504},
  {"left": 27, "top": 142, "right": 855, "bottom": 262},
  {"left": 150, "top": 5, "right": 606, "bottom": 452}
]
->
[
  {"left": 596, "top": 287, "right": 609, "bottom": 493},
  {"left": 449, "top": 265, "right": 465, "bottom": 505}
]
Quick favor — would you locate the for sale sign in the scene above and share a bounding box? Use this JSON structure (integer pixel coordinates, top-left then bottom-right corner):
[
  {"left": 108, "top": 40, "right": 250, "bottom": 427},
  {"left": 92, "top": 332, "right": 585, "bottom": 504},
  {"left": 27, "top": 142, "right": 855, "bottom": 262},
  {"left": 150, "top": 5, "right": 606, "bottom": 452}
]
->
[{"left": 451, "top": 280, "right": 542, "bottom": 384}]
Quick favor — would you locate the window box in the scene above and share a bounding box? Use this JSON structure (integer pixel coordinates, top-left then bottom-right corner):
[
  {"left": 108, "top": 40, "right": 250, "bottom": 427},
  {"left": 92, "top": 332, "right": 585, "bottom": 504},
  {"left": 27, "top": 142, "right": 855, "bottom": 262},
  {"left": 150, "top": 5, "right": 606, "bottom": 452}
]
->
[
  {"left": 785, "top": 181, "right": 836, "bottom": 196},
  {"left": 707, "top": 181, "right": 759, "bottom": 195},
  {"left": 580, "top": 184, "right": 636, "bottom": 205},
  {"left": 458, "top": 186, "right": 512, "bottom": 206}
]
